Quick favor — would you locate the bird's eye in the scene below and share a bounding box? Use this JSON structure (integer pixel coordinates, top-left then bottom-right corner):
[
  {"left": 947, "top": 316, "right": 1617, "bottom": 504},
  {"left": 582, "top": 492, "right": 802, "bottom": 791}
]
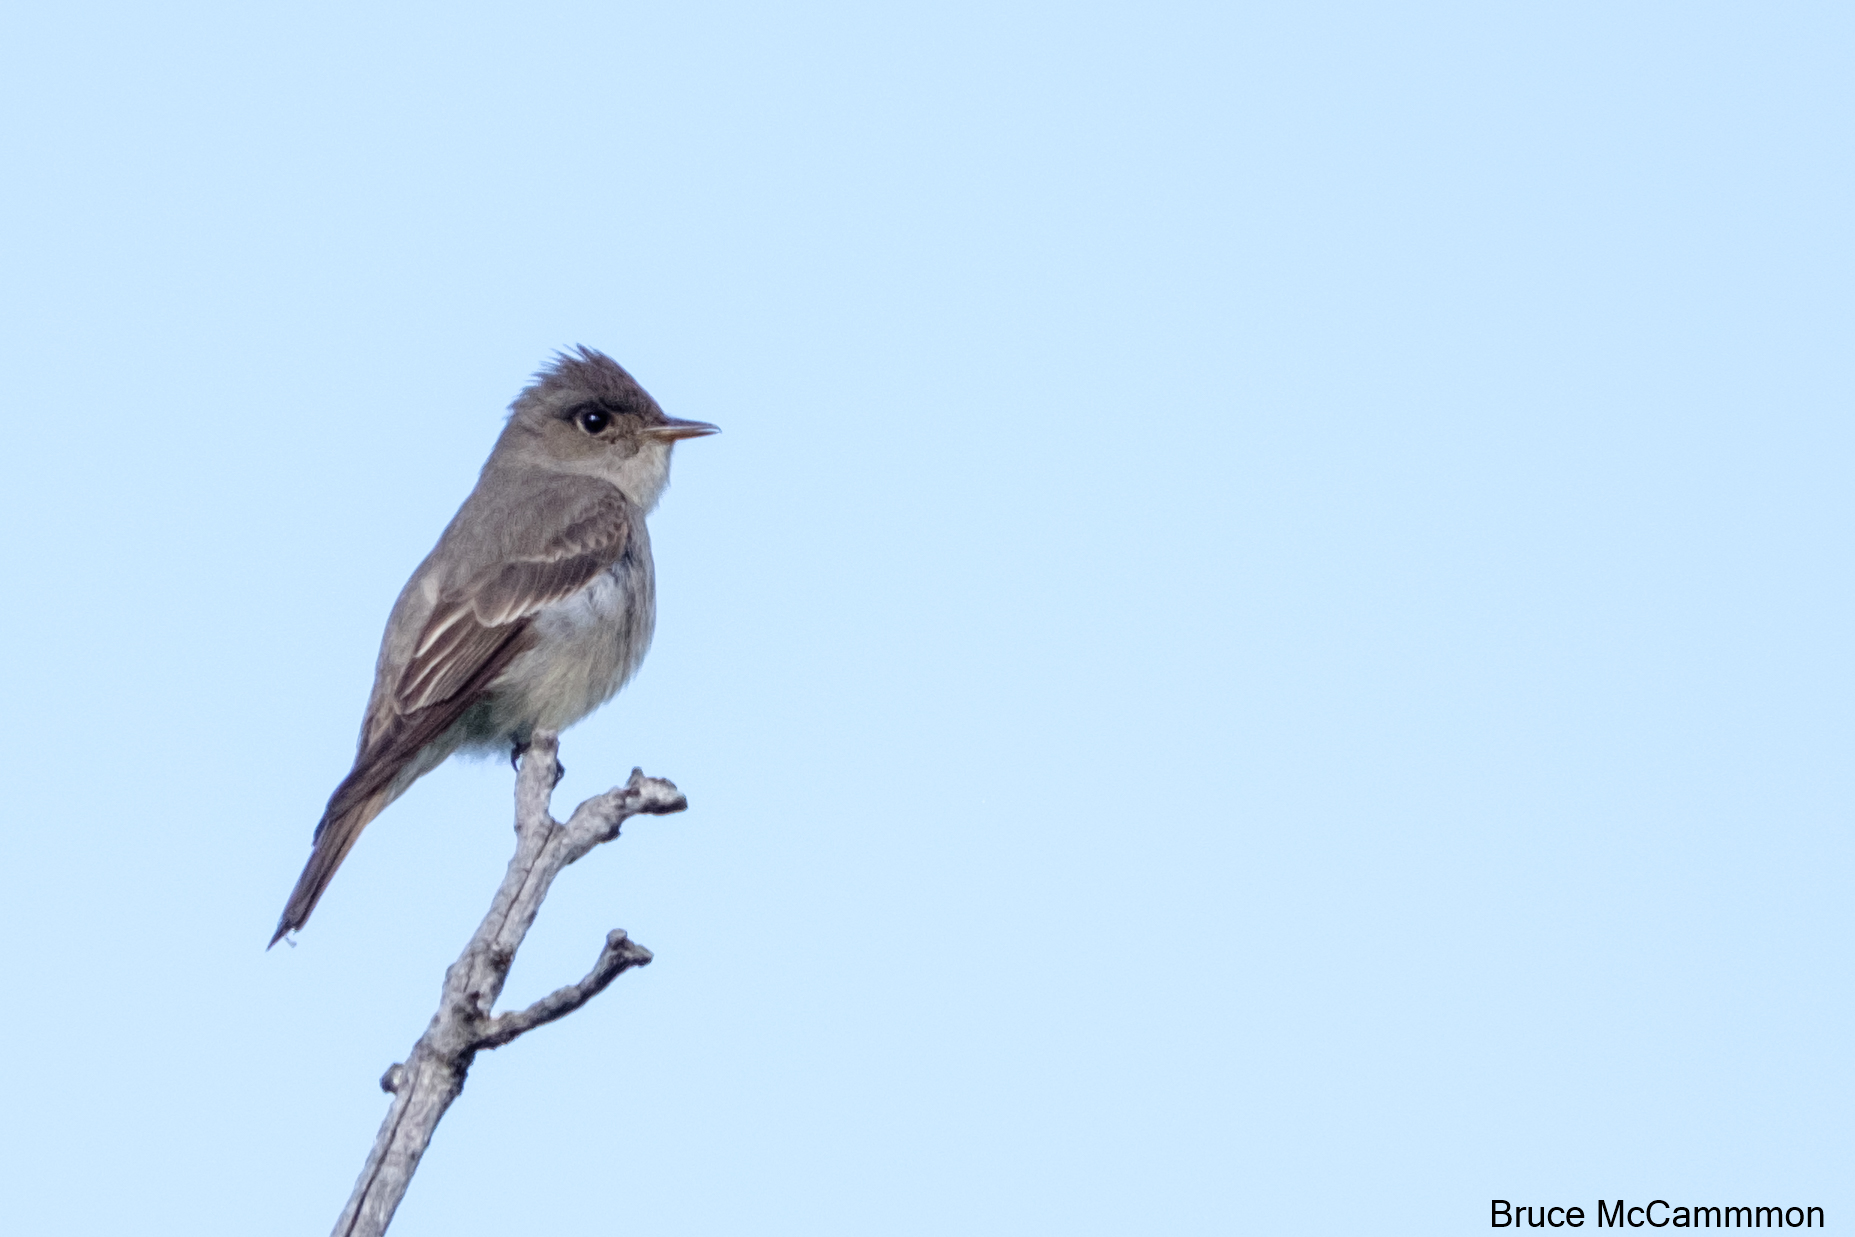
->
[{"left": 576, "top": 407, "right": 611, "bottom": 435}]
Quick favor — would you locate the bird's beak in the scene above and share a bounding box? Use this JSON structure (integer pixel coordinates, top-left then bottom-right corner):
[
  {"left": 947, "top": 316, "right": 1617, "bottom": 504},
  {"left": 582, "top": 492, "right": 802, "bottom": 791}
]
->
[{"left": 643, "top": 417, "right": 720, "bottom": 442}]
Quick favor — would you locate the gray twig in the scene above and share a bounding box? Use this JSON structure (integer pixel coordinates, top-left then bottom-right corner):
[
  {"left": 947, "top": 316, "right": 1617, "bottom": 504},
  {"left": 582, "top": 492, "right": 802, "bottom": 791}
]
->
[{"left": 330, "top": 732, "right": 686, "bottom": 1237}]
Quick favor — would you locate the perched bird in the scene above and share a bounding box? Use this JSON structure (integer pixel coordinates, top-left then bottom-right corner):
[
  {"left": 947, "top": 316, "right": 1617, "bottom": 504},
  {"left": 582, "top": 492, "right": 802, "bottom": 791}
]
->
[{"left": 272, "top": 348, "right": 715, "bottom": 946}]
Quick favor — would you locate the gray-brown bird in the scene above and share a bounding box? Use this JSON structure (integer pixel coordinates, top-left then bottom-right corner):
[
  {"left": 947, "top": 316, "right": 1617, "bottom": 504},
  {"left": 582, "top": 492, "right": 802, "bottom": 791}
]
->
[{"left": 272, "top": 348, "right": 715, "bottom": 946}]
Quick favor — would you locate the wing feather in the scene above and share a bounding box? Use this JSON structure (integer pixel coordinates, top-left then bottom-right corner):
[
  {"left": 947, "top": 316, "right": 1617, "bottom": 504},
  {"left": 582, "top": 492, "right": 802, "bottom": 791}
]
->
[{"left": 391, "top": 480, "right": 633, "bottom": 717}]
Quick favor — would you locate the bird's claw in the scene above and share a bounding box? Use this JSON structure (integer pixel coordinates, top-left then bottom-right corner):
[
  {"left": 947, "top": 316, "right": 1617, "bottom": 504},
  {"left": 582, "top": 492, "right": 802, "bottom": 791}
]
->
[{"left": 510, "top": 739, "right": 564, "bottom": 788}]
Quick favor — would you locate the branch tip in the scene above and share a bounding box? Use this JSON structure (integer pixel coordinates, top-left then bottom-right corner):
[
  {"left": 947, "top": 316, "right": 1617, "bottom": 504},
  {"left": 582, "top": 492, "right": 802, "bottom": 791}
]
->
[{"left": 605, "top": 928, "right": 653, "bottom": 965}]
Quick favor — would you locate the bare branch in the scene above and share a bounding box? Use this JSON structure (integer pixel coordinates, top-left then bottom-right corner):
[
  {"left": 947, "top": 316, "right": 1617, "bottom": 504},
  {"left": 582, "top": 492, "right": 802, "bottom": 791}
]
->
[
  {"left": 475, "top": 930, "right": 654, "bottom": 1050},
  {"left": 330, "top": 733, "right": 684, "bottom": 1237}
]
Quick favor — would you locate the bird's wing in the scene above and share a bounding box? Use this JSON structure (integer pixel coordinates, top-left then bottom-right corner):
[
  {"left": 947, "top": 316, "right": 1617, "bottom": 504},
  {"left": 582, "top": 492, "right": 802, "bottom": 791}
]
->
[
  {"left": 341, "top": 476, "right": 636, "bottom": 816},
  {"left": 393, "top": 484, "right": 634, "bottom": 716},
  {"left": 271, "top": 477, "right": 634, "bottom": 945}
]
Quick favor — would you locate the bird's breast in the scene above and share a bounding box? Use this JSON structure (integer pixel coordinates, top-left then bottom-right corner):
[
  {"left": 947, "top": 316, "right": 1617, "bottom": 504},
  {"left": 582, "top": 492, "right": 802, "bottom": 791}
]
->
[{"left": 497, "top": 546, "right": 657, "bottom": 735}]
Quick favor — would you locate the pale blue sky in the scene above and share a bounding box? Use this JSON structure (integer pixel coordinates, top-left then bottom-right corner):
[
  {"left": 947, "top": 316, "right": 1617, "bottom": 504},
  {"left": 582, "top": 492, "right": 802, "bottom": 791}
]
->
[{"left": 1, "top": 2, "right": 1849, "bottom": 1234}]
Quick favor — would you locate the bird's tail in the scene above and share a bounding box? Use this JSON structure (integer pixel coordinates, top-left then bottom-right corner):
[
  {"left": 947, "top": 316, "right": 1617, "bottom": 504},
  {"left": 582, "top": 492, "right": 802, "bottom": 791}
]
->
[{"left": 269, "top": 786, "right": 396, "bottom": 947}]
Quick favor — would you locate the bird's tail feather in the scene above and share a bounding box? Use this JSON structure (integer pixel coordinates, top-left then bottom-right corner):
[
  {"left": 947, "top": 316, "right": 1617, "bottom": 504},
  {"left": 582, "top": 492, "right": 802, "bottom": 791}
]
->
[
  {"left": 270, "top": 626, "right": 532, "bottom": 948},
  {"left": 270, "top": 787, "right": 394, "bottom": 947}
]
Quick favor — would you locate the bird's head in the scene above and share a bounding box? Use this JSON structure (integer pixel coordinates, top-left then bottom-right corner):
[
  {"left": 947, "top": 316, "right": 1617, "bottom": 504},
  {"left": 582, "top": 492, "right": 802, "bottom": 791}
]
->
[{"left": 499, "top": 346, "right": 717, "bottom": 510}]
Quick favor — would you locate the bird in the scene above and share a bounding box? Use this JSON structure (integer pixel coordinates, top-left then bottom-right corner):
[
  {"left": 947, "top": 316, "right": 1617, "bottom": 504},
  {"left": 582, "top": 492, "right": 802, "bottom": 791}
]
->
[{"left": 271, "top": 347, "right": 715, "bottom": 946}]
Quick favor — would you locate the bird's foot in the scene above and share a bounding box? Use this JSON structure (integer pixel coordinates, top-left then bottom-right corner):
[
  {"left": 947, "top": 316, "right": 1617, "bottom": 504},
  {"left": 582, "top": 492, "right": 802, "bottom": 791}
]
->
[{"left": 510, "top": 738, "right": 565, "bottom": 788}]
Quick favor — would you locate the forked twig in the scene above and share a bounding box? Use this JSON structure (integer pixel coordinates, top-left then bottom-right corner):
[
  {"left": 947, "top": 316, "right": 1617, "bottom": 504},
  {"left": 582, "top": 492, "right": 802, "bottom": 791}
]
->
[{"left": 330, "top": 732, "right": 685, "bottom": 1236}]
